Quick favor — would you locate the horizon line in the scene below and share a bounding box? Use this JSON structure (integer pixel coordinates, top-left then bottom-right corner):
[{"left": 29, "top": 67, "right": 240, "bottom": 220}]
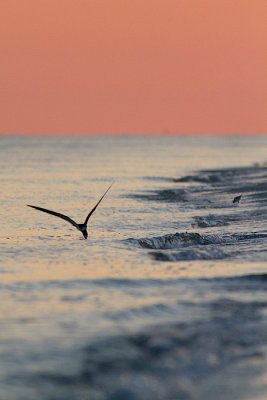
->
[{"left": 1, "top": 132, "right": 266, "bottom": 137}]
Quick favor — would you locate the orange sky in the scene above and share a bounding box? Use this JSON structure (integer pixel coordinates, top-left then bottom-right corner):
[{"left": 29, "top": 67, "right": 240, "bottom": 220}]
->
[{"left": 1, "top": 0, "right": 266, "bottom": 135}]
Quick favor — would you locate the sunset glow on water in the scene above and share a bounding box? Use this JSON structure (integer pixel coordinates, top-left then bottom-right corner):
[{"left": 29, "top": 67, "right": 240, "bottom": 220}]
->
[{"left": 1, "top": 135, "right": 267, "bottom": 399}]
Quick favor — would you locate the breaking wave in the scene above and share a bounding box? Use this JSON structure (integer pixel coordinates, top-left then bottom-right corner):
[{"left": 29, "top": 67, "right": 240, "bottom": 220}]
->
[
  {"left": 129, "top": 188, "right": 189, "bottom": 203},
  {"left": 130, "top": 164, "right": 267, "bottom": 211},
  {"left": 125, "top": 232, "right": 267, "bottom": 250},
  {"left": 174, "top": 164, "right": 267, "bottom": 186}
]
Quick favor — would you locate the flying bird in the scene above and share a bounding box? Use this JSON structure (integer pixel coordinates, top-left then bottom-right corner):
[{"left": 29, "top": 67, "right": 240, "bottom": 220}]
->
[
  {"left": 233, "top": 195, "right": 242, "bottom": 204},
  {"left": 27, "top": 183, "right": 114, "bottom": 239}
]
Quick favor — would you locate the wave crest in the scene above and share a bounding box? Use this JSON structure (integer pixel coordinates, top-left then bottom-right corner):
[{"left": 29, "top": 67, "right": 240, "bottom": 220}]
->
[{"left": 125, "top": 231, "right": 267, "bottom": 253}]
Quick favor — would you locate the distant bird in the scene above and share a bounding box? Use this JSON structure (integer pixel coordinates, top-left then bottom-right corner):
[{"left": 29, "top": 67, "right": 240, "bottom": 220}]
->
[
  {"left": 27, "top": 183, "right": 114, "bottom": 239},
  {"left": 233, "top": 195, "right": 242, "bottom": 204}
]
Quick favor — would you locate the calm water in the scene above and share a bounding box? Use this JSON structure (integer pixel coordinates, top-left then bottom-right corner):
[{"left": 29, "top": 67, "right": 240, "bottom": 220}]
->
[{"left": 0, "top": 135, "right": 267, "bottom": 400}]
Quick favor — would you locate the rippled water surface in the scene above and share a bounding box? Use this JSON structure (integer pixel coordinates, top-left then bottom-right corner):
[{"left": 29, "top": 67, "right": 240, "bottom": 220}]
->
[{"left": 0, "top": 136, "right": 266, "bottom": 400}]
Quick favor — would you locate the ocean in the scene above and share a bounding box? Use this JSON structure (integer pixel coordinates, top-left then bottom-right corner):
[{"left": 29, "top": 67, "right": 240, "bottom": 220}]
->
[{"left": 0, "top": 135, "right": 266, "bottom": 400}]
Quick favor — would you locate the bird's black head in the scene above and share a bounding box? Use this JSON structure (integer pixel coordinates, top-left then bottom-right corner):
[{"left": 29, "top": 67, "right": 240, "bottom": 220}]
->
[{"left": 78, "top": 224, "right": 88, "bottom": 239}]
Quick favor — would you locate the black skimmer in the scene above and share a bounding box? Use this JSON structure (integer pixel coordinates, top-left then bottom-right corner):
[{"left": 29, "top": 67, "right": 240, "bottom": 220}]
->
[{"left": 27, "top": 183, "right": 114, "bottom": 239}]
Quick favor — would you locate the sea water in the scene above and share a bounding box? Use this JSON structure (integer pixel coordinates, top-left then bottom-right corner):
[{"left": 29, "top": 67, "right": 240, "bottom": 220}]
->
[{"left": 0, "top": 135, "right": 266, "bottom": 400}]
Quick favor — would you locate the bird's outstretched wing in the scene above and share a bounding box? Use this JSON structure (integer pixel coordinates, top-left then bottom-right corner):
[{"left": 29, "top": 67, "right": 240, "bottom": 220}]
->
[
  {"left": 27, "top": 205, "right": 79, "bottom": 229},
  {"left": 84, "top": 182, "right": 114, "bottom": 226}
]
